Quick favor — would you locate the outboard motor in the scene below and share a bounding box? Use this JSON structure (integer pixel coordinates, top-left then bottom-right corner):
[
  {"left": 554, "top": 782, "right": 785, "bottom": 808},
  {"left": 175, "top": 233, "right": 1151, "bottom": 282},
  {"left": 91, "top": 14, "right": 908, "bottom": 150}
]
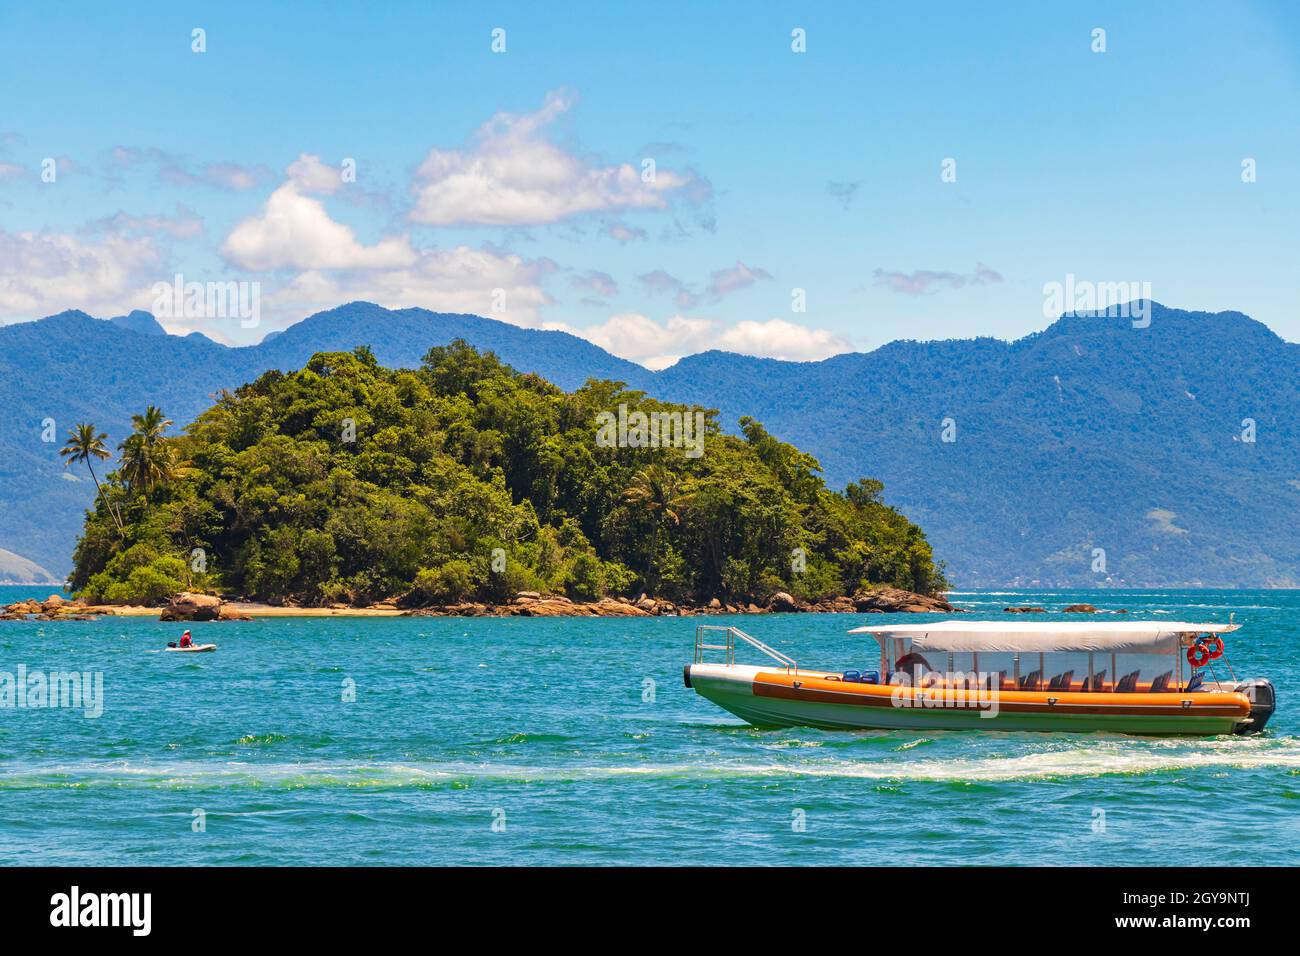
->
[{"left": 1232, "top": 678, "right": 1277, "bottom": 734}]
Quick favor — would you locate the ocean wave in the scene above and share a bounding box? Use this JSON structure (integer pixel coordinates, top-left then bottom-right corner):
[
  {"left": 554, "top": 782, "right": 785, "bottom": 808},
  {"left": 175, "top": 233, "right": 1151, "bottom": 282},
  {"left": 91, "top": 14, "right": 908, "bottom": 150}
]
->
[
  {"left": 233, "top": 733, "right": 291, "bottom": 746},
  {"left": 3, "top": 738, "right": 1297, "bottom": 789}
]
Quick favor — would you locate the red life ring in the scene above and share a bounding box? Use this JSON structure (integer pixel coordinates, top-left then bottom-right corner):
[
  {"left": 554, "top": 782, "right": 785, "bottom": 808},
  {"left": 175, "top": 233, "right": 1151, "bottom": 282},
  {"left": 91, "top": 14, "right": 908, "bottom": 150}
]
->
[
  {"left": 1186, "top": 643, "right": 1211, "bottom": 668},
  {"left": 1205, "top": 635, "right": 1224, "bottom": 660}
]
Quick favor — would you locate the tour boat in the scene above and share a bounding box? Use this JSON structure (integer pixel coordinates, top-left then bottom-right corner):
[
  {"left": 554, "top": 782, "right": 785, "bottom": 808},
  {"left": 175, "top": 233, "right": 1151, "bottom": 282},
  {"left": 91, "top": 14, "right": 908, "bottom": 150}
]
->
[{"left": 684, "top": 621, "right": 1276, "bottom": 735}]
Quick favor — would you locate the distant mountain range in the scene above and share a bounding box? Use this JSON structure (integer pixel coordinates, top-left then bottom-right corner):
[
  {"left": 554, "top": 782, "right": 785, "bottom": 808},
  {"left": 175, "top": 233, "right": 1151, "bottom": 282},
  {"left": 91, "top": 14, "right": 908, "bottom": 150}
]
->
[{"left": 2, "top": 301, "right": 1296, "bottom": 587}]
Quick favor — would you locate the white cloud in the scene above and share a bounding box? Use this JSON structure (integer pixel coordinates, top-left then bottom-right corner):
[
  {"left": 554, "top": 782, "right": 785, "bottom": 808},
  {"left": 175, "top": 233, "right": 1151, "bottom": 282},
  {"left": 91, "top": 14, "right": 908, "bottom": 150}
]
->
[
  {"left": 202, "top": 162, "right": 270, "bottom": 191},
  {"left": 706, "top": 260, "right": 772, "bottom": 298},
  {"left": 638, "top": 269, "right": 698, "bottom": 308},
  {"left": 286, "top": 153, "right": 344, "bottom": 195},
  {"left": 637, "top": 260, "right": 772, "bottom": 309},
  {"left": 218, "top": 158, "right": 555, "bottom": 324},
  {"left": 112, "top": 146, "right": 271, "bottom": 191},
  {"left": 873, "top": 262, "right": 1003, "bottom": 295},
  {"left": 265, "top": 245, "right": 556, "bottom": 326},
  {"left": 222, "top": 182, "right": 416, "bottom": 271},
  {"left": 713, "top": 319, "right": 850, "bottom": 362},
  {"left": 409, "top": 90, "right": 694, "bottom": 226},
  {"left": 0, "top": 228, "right": 161, "bottom": 319},
  {"left": 569, "top": 269, "right": 618, "bottom": 299},
  {"left": 578, "top": 312, "right": 714, "bottom": 369},
  {"left": 576, "top": 312, "right": 851, "bottom": 369},
  {"left": 90, "top": 204, "right": 205, "bottom": 240},
  {"left": 605, "top": 220, "right": 647, "bottom": 243}
]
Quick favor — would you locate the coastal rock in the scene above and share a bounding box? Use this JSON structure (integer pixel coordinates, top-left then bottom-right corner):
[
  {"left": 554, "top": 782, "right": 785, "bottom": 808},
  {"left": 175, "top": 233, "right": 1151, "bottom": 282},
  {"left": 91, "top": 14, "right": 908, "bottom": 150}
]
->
[
  {"left": 2, "top": 596, "right": 112, "bottom": 620},
  {"left": 396, "top": 590, "right": 960, "bottom": 620},
  {"left": 160, "top": 591, "right": 224, "bottom": 622},
  {"left": 405, "top": 602, "right": 493, "bottom": 617},
  {"left": 591, "top": 598, "right": 650, "bottom": 617},
  {"left": 852, "top": 587, "right": 957, "bottom": 614},
  {"left": 1004, "top": 606, "right": 1047, "bottom": 613},
  {"left": 767, "top": 591, "right": 800, "bottom": 612},
  {"left": 1062, "top": 603, "right": 1098, "bottom": 613},
  {"left": 813, "top": 596, "right": 856, "bottom": 613},
  {"left": 514, "top": 598, "right": 592, "bottom": 617}
]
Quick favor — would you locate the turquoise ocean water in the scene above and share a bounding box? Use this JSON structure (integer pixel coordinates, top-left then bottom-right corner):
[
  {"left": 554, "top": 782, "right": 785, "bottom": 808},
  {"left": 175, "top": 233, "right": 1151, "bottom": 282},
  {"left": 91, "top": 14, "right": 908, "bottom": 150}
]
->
[{"left": 0, "top": 585, "right": 1296, "bottom": 865}]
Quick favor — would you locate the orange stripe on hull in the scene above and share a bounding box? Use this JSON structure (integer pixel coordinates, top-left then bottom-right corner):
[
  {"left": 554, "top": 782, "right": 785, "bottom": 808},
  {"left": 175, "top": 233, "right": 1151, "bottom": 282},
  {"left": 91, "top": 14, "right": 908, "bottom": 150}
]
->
[{"left": 751, "top": 671, "right": 1251, "bottom": 719}]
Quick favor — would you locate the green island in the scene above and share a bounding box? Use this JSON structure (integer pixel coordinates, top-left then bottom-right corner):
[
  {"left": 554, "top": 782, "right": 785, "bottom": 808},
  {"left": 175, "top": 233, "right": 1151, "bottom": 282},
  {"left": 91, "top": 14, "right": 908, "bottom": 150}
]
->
[{"left": 64, "top": 341, "right": 946, "bottom": 610}]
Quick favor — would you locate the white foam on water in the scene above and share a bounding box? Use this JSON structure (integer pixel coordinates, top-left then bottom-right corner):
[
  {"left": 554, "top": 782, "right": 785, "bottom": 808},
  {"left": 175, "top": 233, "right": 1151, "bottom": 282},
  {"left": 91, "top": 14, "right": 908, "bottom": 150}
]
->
[
  {"left": 4, "top": 736, "right": 1298, "bottom": 788},
  {"left": 772, "top": 737, "right": 1300, "bottom": 782}
]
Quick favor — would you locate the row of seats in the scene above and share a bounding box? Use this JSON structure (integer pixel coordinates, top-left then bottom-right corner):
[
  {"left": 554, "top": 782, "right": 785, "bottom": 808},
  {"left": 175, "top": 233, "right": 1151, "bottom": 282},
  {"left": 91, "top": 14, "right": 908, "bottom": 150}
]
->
[
  {"left": 875, "top": 669, "right": 1185, "bottom": 693},
  {"left": 1016, "top": 669, "right": 1174, "bottom": 693}
]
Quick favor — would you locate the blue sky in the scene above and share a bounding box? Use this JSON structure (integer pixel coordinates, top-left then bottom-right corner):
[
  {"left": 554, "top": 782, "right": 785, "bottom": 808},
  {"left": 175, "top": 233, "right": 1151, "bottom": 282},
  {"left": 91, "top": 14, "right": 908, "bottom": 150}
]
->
[{"left": 1, "top": 0, "right": 1298, "bottom": 365}]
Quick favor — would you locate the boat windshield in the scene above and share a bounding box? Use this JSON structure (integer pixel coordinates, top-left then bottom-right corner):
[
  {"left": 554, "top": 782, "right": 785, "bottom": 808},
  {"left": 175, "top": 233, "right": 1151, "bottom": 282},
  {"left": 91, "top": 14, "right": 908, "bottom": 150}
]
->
[{"left": 884, "top": 644, "right": 1197, "bottom": 693}]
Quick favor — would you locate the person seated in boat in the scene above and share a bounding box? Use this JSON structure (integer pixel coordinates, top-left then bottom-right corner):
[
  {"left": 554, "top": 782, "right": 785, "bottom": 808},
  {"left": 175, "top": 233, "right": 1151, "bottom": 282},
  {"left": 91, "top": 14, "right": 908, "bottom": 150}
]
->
[
  {"left": 893, "top": 651, "right": 932, "bottom": 685},
  {"left": 179, "top": 630, "right": 193, "bottom": 648}
]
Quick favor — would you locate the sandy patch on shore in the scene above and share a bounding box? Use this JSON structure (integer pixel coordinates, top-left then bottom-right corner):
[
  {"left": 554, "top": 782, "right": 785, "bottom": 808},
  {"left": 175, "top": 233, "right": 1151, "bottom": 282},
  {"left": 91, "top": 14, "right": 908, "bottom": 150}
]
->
[{"left": 85, "top": 603, "right": 405, "bottom": 618}]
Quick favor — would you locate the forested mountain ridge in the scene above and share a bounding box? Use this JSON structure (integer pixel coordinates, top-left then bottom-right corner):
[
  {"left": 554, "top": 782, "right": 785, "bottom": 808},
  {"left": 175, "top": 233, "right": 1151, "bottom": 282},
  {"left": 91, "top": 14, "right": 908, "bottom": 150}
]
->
[{"left": 3, "top": 300, "right": 1296, "bottom": 586}]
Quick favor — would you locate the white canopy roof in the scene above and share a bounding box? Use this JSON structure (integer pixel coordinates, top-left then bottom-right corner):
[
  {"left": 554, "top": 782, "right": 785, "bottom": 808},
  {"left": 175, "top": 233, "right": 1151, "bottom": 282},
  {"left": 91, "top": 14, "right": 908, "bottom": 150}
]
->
[{"left": 847, "top": 620, "right": 1239, "bottom": 654}]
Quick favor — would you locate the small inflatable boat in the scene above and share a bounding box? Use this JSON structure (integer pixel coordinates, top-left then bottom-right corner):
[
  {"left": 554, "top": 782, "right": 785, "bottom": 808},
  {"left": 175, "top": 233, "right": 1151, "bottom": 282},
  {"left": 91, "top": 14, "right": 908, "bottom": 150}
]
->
[{"left": 165, "top": 643, "right": 217, "bottom": 653}]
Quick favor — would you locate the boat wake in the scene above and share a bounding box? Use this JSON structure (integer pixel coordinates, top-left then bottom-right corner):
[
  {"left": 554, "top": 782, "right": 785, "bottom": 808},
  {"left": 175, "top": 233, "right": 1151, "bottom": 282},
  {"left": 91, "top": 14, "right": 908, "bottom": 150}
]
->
[{"left": 2, "top": 736, "right": 1297, "bottom": 789}]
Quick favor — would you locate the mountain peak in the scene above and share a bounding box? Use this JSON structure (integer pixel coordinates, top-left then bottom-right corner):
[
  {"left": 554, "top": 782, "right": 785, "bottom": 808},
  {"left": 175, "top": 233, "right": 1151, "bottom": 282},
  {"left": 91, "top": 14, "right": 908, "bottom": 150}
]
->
[
  {"left": 108, "top": 310, "right": 167, "bottom": 336},
  {"left": 3, "top": 298, "right": 1298, "bottom": 586},
  {"left": 1039, "top": 301, "right": 1283, "bottom": 345},
  {"left": 41, "top": 309, "right": 97, "bottom": 324}
]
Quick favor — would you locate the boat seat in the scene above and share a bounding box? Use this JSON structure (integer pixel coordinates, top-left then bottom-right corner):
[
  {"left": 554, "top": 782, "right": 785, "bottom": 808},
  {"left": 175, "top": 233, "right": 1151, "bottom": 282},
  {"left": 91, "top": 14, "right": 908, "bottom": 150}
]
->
[
  {"left": 1081, "top": 670, "right": 1107, "bottom": 692},
  {"left": 1186, "top": 672, "right": 1205, "bottom": 692},
  {"left": 1047, "top": 671, "right": 1074, "bottom": 691},
  {"left": 1116, "top": 670, "right": 1140, "bottom": 694},
  {"left": 1018, "top": 670, "right": 1042, "bottom": 691},
  {"left": 1149, "top": 671, "right": 1172, "bottom": 693}
]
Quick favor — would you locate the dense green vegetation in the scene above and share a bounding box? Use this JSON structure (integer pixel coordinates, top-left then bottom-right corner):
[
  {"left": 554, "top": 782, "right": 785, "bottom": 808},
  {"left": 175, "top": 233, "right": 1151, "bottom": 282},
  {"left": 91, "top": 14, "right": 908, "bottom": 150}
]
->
[
  {"left": 14, "top": 302, "right": 1300, "bottom": 587},
  {"left": 67, "top": 341, "right": 946, "bottom": 605}
]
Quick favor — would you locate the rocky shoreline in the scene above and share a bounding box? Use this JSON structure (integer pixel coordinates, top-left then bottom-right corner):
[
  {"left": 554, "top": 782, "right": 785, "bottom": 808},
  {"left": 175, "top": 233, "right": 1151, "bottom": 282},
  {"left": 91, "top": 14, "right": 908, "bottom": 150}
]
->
[
  {"left": 407, "top": 586, "right": 961, "bottom": 618},
  {"left": 0, "top": 594, "right": 109, "bottom": 621},
  {"left": 3, "top": 586, "right": 962, "bottom": 621},
  {"left": 2, "top": 589, "right": 1148, "bottom": 623},
  {"left": 1, "top": 590, "right": 1143, "bottom": 623}
]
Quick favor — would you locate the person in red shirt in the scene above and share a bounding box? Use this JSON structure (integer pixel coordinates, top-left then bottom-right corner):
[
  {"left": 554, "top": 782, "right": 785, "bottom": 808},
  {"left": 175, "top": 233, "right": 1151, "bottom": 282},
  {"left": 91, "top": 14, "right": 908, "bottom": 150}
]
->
[{"left": 179, "top": 630, "right": 193, "bottom": 648}]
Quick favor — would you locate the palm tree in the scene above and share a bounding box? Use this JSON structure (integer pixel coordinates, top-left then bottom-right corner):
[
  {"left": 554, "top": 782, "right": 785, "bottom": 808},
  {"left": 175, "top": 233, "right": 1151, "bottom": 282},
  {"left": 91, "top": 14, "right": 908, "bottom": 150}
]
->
[
  {"left": 119, "top": 405, "right": 179, "bottom": 493},
  {"left": 620, "top": 465, "right": 694, "bottom": 587},
  {"left": 60, "top": 423, "right": 124, "bottom": 532}
]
